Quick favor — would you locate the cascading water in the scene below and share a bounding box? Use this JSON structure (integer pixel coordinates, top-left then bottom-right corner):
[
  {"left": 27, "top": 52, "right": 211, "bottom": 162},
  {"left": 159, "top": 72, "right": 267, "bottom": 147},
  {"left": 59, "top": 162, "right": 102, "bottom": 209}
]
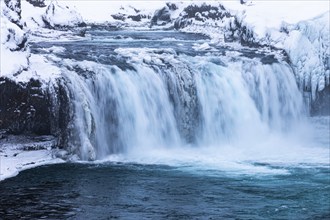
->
[{"left": 60, "top": 46, "right": 306, "bottom": 162}]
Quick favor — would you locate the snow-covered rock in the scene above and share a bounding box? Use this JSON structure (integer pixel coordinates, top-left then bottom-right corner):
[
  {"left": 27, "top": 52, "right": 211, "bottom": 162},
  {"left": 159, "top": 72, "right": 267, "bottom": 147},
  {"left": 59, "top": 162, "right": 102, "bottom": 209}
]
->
[
  {"left": 150, "top": 3, "right": 180, "bottom": 27},
  {"left": 222, "top": 2, "right": 329, "bottom": 100},
  {"left": 174, "top": 3, "right": 232, "bottom": 42},
  {"left": 284, "top": 13, "right": 329, "bottom": 99},
  {"left": 1, "top": 1, "right": 29, "bottom": 77},
  {"left": 2, "top": 0, "right": 22, "bottom": 27},
  {"left": 167, "top": 2, "right": 329, "bottom": 102},
  {"left": 41, "top": 0, "right": 86, "bottom": 29}
]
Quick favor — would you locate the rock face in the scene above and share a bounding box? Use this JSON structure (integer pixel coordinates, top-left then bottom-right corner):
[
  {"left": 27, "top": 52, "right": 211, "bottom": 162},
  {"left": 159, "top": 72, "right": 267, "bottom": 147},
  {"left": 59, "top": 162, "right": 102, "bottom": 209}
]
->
[
  {"left": 174, "top": 3, "right": 231, "bottom": 29},
  {"left": 0, "top": 77, "right": 50, "bottom": 135},
  {"left": 150, "top": 3, "right": 177, "bottom": 27},
  {"left": 311, "top": 85, "right": 330, "bottom": 116},
  {"left": 0, "top": 77, "right": 72, "bottom": 147}
]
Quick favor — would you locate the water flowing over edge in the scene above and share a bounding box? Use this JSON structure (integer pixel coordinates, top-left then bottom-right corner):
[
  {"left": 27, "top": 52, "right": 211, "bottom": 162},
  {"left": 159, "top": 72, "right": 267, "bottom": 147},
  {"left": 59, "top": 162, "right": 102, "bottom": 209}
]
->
[{"left": 56, "top": 48, "right": 329, "bottom": 175}]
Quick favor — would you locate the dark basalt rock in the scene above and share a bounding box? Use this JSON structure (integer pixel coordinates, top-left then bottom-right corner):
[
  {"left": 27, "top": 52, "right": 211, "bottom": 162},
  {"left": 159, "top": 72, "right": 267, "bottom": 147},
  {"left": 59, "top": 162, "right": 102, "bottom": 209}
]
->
[
  {"left": 174, "top": 3, "right": 231, "bottom": 30},
  {"left": 182, "top": 4, "right": 228, "bottom": 20},
  {"left": 150, "top": 3, "right": 179, "bottom": 27},
  {"left": 0, "top": 77, "right": 73, "bottom": 148},
  {"left": 128, "top": 14, "right": 148, "bottom": 22},
  {"left": 151, "top": 6, "right": 172, "bottom": 26},
  {"left": 111, "top": 13, "right": 149, "bottom": 23},
  {"left": 260, "top": 55, "right": 279, "bottom": 65},
  {"left": 0, "top": 77, "right": 50, "bottom": 135},
  {"left": 111, "top": 13, "right": 126, "bottom": 21},
  {"left": 26, "top": 0, "right": 46, "bottom": 8},
  {"left": 311, "top": 85, "right": 330, "bottom": 116},
  {"left": 166, "top": 3, "right": 177, "bottom": 11}
]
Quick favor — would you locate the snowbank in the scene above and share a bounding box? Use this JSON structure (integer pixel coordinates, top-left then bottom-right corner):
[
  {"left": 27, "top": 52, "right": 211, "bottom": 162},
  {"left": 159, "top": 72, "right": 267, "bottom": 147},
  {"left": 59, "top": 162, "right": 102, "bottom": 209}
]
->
[{"left": 0, "top": 135, "right": 64, "bottom": 181}]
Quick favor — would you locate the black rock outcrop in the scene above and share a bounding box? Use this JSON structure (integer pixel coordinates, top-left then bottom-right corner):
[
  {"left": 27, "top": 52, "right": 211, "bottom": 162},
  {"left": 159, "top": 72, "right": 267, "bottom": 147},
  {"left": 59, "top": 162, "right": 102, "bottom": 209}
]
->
[{"left": 0, "top": 77, "right": 72, "bottom": 148}]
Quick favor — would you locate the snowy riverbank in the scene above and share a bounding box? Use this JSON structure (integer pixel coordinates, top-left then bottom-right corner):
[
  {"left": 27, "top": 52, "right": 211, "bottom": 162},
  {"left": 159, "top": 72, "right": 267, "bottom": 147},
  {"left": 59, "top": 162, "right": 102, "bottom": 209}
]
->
[{"left": 0, "top": 135, "right": 64, "bottom": 181}]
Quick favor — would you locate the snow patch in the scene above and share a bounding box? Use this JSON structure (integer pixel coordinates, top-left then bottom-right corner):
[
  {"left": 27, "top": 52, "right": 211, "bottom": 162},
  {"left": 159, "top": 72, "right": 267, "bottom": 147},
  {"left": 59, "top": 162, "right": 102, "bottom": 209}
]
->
[{"left": 0, "top": 135, "right": 64, "bottom": 181}]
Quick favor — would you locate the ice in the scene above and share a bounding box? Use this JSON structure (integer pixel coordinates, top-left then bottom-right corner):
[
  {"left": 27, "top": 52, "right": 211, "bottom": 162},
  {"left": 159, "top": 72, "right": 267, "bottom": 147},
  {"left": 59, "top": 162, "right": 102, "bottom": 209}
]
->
[{"left": 0, "top": 135, "right": 64, "bottom": 181}]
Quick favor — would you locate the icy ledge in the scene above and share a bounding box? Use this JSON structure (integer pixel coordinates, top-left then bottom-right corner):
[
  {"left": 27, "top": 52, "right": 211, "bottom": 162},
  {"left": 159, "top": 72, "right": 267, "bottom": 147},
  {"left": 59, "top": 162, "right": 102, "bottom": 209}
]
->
[
  {"left": 0, "top": 135, "right": 65, "bottom": 181},
  {"left": 172, "top": 2, "right": 329, "bottom": 101}
]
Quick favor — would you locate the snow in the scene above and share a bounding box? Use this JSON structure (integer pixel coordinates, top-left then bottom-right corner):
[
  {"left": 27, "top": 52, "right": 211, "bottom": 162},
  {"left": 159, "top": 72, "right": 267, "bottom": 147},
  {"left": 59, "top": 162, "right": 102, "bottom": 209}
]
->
[
  {"left": 0, "top": 135, "right": 64, "bottom": 181},
  {"left": 1, "top": 2, "right": 29, "bottom": 77},
  {"left": 62, "top": 1, "right": 166, "bottom": 23},
  {"left": 14, "top": 53, "right": 62, "bottom": 83},
  {"left": 0, "top": 48, "right": 29, "bottom": 76},
  {"left": 285, "top": 12, "right": 330, "bottom": 99},
  {"left": 21, "top": 0, "right": 47, "bottom": 28},
  {"left": 222, "top": 1, "right": 329, "bottom": 98},
  {"left": 169, "top": 1, "right": 329, "bottom": 99},
  {"left": 0, "top": 147, "right": 64, "bottom": 181},
  {"left": 42, "top": 0, "right": 85, "bottom": 28},
  {"left": 222, "top": 0, "right": 329, "bottom": 39}
]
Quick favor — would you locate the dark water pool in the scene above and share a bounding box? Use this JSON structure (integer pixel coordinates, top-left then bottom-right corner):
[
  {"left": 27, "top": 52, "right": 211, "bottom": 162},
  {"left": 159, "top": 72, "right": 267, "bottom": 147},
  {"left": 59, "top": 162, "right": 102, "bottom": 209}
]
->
[{"left": 0, "top": 163, "right": 329, "bottom": 219}]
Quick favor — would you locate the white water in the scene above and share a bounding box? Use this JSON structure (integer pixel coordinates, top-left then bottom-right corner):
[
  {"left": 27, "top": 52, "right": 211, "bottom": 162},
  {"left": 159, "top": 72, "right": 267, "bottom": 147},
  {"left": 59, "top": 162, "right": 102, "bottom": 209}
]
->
[{"left": 62, "top": 50, "right": 328, "bottom": 174}]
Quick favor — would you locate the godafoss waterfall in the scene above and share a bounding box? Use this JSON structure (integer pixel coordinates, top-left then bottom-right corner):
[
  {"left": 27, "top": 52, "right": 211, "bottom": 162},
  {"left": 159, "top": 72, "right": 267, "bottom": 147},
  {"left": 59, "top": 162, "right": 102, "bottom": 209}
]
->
[
  {"left": 1, "top": 29, "right": 329, "bottom": 219},
  {"left": 1, "top": 1, "right": 329, "bottom": 219}
]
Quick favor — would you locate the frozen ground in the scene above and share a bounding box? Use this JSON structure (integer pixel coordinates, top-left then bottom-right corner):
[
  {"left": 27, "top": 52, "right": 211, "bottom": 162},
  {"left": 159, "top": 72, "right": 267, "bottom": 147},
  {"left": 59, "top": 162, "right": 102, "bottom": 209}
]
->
[{"left": 0, "top": 135, "right": 64, "bottom": 181}]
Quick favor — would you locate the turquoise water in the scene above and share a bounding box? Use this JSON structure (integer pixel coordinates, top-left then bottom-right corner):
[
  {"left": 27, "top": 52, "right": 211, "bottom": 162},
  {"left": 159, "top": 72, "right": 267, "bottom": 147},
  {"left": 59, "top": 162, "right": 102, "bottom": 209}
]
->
[{"left": 0, "top": 162, "right": 329, "bottom": 219}]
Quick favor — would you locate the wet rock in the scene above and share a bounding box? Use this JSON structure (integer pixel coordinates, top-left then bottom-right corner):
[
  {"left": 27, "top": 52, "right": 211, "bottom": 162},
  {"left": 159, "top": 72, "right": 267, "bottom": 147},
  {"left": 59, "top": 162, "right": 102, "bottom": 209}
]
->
[
  {"left": 0, "top": 77, "right": 51, "bottom": 135},
  {"left": 111, "top": 13, "right": 126, "bottom": 21},
  {"left": 311, "top": 85, "right": 330, "bottom": 116},
  {"left": 0, "top": 77, "right": 73, "bottom": 148}
]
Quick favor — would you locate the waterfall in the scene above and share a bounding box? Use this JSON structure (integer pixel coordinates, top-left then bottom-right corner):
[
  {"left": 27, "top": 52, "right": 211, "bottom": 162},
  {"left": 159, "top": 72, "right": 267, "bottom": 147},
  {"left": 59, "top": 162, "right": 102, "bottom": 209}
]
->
[{"left": 61, "top": 49, "right": 305, "bottom": 160}]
